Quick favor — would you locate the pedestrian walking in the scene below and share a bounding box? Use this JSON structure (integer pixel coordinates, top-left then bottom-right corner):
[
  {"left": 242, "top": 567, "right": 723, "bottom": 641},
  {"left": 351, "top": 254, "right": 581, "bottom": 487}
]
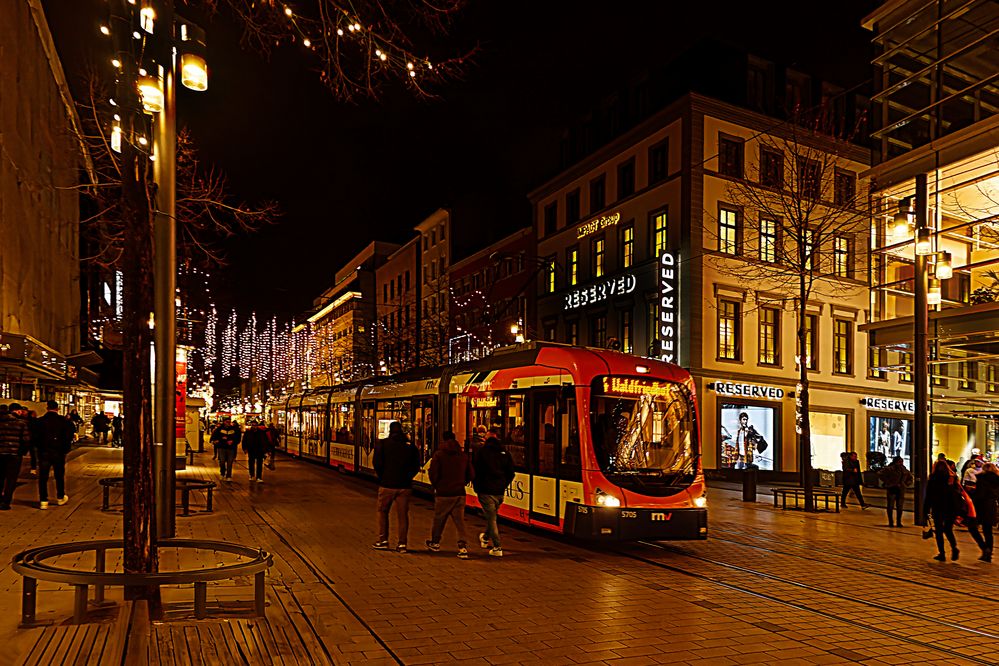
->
[
  {"left": 36, "top": 401, "right": 75, "bottom": 509},
  {"left": 91, "top": 411, "right": 111, "bottom": 446},
  {"left": 426, "top": 431, "right": 474, "bottom": 559},
  {"left": 0, "top": 403, "right": 30, "bottom": 510},
  {"left": 924, "top": 459, "right": 962, "bottom": 561},
  {"left": 210, "top": 416, "right": 242, "bottom": 481},
  {"left": 68, "top": 409, "right": 83, "bottom": 439},
  {"left": 968, "top": 462, "right": 999, "bottom": 563},
  {"left": 242, "top": 420, "right": 269, "bottom": 483},
  {"left": 111, "top": 414, "right": 124, "bottom": 448},
  {"left": 841, "top": 451, "right": 869, "bottom": 509},
  {"left": 372, "top": 421, "right": 419, "bottom": 553},
  {"left": 265, "top": 422, "right": 279, "bottom": 470},
  {"left": 473, "top": 426, "right": 515, "bottom": 558},
  {"left": 878, "top": 455, "right": 912, "bottom": 527},
  {"left": 26, "top": 410, "right": 39, "bottom": 475}
]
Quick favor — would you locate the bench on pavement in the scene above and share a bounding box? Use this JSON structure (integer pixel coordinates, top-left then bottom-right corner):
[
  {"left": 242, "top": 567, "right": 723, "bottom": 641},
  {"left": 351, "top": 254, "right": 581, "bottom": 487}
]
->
[
  {"left": 771, "top": 486, "right": 840, "bottom": 512},
  {"left": 100, "top": 477, "right": 215, "bottom": 515}
]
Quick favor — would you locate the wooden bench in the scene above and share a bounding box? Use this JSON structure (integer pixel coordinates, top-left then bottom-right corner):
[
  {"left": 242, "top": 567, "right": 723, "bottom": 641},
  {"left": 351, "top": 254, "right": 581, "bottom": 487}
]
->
[
  {"left": 15, "top": 601, "right": 134, "bottom": 665},
  {"left": 771, "top": 487, "right": 841, "bottom": 512}
]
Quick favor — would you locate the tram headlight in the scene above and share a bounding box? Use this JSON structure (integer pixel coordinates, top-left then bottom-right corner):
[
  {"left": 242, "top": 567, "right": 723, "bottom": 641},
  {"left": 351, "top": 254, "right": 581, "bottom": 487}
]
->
[
  {"left": 693, "top": 495, "right": 707, "bottom": 508},
  {"left": 595, "top": 488, "right": 621, "bottom": 508}
]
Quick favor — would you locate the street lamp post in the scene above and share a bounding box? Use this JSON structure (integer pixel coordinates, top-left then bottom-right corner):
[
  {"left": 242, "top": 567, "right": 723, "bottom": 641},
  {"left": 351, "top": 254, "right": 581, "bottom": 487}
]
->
[
  {"left": 146, "top": 0, "right": 208, "bottom": 540},
  {"left": 913, "top": 174, "right": 930, "bottom": 527}
]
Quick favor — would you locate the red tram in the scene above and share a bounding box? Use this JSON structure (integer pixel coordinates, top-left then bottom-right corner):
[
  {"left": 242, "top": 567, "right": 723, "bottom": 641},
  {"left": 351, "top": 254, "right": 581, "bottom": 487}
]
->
[{"left": 268, "top": 343, "right": 707, "bottom": 540}]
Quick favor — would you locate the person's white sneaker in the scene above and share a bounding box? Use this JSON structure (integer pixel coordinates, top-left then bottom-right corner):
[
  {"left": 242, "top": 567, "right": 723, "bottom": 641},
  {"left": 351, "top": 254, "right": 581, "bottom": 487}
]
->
[
  {"left": 56, "top": 495, "right": 69, "bottom": 506},
  {"left": 38, "top": 501, "right": 48, "bottom": 510},
  {"left": 250, "top": 476, "right": 256, "bottom": 483},
  {"left": 255, "top": 478, "right": 263, "bottom": 483},
  {"left": 478, "top": 532, "right": 490, "bottom": 549},
  {"left": 488, "top": 547, "right": 503, "bottom": 557}
]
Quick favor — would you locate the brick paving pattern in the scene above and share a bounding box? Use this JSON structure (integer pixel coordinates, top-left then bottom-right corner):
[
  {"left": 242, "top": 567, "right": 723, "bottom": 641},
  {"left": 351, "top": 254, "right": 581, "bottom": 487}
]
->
[{"left": 0, "top": 446, "right": 994, "bottom": 665}]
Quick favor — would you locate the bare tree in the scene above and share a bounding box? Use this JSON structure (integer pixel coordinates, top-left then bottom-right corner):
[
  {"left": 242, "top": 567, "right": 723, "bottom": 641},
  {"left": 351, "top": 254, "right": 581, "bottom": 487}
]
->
[
  {"left": 199, "top": 0, "right": 477, "bottom": 101},
  {"left": 707, "top": 112, "right": 870, "bottom": 510}
]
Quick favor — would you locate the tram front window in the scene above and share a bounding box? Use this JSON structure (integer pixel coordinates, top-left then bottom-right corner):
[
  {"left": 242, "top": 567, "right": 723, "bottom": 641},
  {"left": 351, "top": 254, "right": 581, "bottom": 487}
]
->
[{"left": 590, "top": 377, "right": 697, "bottom": 494}]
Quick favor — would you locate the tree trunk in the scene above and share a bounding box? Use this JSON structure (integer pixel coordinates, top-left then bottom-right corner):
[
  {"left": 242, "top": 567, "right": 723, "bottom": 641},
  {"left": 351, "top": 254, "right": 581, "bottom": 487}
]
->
[
  {"left": 121, "top": 128, "right": 159, "bottom": 602},
  {"left": 797, "top": 290, "right": 814, "bottom": 512}
]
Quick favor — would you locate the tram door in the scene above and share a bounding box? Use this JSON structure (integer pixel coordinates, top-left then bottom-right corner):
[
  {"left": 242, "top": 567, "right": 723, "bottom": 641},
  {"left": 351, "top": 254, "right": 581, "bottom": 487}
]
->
[
  {"left": 412, "top": 398, "right": 435, "bottom": 484},
  {"left": 530, "top": 391, "right": 559, "bottom": 525}
]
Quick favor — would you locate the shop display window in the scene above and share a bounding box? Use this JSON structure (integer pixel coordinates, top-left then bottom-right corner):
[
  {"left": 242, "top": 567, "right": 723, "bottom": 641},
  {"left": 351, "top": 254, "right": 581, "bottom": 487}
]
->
[
  {"left": 719, "top": 403, "right": 775, "bottom": 470},
  {"left": 868, "top": 415, "right": 911, "bottom": 467},
  {"left": 933, "top": 421, "right": 973, "bottom": 466},
  {"left": 810, "top": 411, "right": 848, "bottom": 471}
]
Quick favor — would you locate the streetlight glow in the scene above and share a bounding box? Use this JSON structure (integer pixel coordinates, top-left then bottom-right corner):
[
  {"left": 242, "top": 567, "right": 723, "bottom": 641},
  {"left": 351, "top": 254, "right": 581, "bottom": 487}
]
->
[
  {"left": 935, "top": 251, "right": 953, "bottom": 280},
  {"left": 180, "top": 53, "right": 208, "bottom": 91},
  {"left": 138, "top": 74, "right": 164, "bottom": 113},
  {"left": 915, "top": 226, "right": 932, "bottom": 255}
]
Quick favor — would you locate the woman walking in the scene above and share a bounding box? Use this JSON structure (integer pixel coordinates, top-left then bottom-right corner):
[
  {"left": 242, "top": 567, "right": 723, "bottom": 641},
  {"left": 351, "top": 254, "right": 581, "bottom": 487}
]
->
[
  {"left": 924, "top": 459, "right": 962, "bottom": 561},
  {"left": 971, "top": 462, "right": 999, "bottom": 562}
]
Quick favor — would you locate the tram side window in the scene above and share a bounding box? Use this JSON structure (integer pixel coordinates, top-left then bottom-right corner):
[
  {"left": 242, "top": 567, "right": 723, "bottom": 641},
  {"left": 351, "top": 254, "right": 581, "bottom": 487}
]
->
[
  {"left": 361, "top": 402, "right": 376, "bottom": 450},
  {"left": 376, "top": 399, "right": 412, "bottom": 441},
  {"left": 536, "top": 399, "right": 556, "bottom": 476},
  {"left": 333, "top": 403, "right": 354, "bottom": 443},
  {"left": 466, "top": 400, "right": 500, "bottom": 452},
  {"left": 560, "top": 400, "right": 582, "bottom": 481},
  {"left": 504, "top": 393, "right": 528, "bottom": 472},
  {"left": 412, "top": 399, "right": 435, "bottom": 466}
]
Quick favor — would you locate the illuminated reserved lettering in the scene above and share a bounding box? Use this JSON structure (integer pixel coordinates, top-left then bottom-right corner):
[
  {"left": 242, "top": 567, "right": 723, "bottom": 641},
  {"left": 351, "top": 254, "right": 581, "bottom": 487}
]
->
[
  {"left": 658, "top": 251, "right": 679, "bottom": 363},
  {"left": 564, "top": 273, "right": 637, "bottom": 310}
]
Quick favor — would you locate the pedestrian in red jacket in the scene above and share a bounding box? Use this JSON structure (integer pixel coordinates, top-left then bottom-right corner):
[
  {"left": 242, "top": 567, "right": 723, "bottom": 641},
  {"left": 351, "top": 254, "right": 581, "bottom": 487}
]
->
[{"left": 426, "top": 431, "right": 474, "bottom": 559}]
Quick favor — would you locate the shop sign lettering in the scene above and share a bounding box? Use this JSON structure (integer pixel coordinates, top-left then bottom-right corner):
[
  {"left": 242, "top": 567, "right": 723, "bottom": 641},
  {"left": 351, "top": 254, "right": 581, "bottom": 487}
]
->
[
  {"left": 563, "top": 273, "right": 637, "bottom": 310},
  {"left": 712, "top": 381, "right": 784, "bottom": 400},
  {"left": 576, "top": 212, "right": 621, "bottom": 239},
  {"left": 862, "top": 397, "right": 915, "bottom": 413},
  {"left": 658, "top": 251, "right": 679, "bottom": 363}
]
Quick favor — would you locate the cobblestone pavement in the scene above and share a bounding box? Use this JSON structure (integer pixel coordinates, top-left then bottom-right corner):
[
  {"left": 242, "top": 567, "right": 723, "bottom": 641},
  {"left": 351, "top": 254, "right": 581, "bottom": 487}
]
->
[{"left": 0, "top": 447, "right": 994, "bottom": 665}]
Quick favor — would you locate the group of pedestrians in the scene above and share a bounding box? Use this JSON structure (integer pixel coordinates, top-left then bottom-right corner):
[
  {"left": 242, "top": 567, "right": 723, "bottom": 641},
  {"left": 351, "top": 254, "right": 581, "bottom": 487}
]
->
[
  {"left": 372, "top": 422, "right": 515, "bottom": 558},
  {"left": 924, "top": 452, "right": 999, "bottom": 563},
  {"left": 208, "top": 415, "right": 277, "bottom": 484},
  {"left": 0, "top": 401, "right": 75, "bottom": 510}
]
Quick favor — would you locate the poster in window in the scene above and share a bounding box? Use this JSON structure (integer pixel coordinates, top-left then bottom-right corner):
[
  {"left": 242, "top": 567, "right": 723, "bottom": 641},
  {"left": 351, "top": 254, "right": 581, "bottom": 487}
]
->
[
  {"left": 720, "top": 403, "right": 775, "bottom": 470},
  {"left": 868, "top": 416, "right": 911, "bottom": 467}
]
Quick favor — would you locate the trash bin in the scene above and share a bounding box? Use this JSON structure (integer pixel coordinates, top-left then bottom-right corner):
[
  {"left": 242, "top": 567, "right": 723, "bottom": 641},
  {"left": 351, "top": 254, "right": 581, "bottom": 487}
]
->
[{"left": 742, "top": 466, "right": 758, "bottom": 502}]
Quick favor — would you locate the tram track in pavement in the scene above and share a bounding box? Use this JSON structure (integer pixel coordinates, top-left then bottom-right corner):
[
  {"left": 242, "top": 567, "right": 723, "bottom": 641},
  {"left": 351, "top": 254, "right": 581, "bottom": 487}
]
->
[
  {"left": 706, "top": 525, "right": 999, "bottom": 603},
  {"left": 613, "top": 540, "right": 998, "bottom": 665}
]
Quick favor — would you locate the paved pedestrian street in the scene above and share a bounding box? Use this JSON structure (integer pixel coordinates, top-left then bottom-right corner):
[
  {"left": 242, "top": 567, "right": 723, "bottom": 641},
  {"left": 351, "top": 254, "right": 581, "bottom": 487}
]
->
[{"left": 0, "top": 446, "right": 995, "bottom": 665}]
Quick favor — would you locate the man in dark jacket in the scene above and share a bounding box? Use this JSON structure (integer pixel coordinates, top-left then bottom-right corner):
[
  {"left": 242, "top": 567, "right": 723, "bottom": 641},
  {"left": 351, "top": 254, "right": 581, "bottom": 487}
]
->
[
  {"left": 0, "top": 403, "right": 31, "bottom": 510},
  {"left": 426, "top": 431, "right": 474, "bottom": 558},
  {"left": 473, "top": 427, "right": 516, "bottom": 557},
  {"left": 242, "top": 421, "right": 269, "bottom": 483},
  {"left": 878, "top": 456, "right": 912, "bottom": 527},
  {"left": 91, "top": 411, "right": 111, "bottom": 446},
  {"left": 841, "top": 451, "right": 869, "bottom": 509},
  {"left": 210, "top": 416, "right": 242, "bottom": 481},
  {"left": 36, "top": 401, "right": 75, "bottom": 509},
  {"left": 372, "top": 421, "right": 419, "bottom": 553}
]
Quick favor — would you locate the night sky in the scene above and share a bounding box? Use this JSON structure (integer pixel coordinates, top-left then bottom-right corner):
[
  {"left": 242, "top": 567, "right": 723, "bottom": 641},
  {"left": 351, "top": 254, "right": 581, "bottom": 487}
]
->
[{"left": 44, "top": 1, "right": 879, "bottom": 318}]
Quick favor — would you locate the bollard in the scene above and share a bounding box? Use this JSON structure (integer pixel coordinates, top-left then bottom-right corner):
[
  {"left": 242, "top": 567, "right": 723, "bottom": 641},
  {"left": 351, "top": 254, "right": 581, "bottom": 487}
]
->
[{"left": 742, "top": 466, "right": 758, "bottom": 502}]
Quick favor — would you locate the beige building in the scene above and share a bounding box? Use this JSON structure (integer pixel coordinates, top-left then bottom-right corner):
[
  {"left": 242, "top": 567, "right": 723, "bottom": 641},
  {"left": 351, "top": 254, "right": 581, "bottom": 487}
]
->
[
  {"left": 1, "top": 1, "right": 91, "bottom": 404},
  {"left": 532, "top": 92, "right": 896, "bottom": 479}
]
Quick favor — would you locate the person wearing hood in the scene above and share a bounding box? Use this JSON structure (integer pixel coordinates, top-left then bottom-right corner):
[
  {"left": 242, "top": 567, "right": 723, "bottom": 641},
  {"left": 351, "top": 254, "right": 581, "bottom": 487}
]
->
[
  {"left": 372, "top": 421, "right": 420, "bottom": 553},
  {"left": 426, "top": 431, "right": 474, "bottom": 559},
  {"left": 473, "top": 426, "right": 516, "bottom": 557},
  {"left": 0, "top": 403, "right": 30, "bottom": 510}
]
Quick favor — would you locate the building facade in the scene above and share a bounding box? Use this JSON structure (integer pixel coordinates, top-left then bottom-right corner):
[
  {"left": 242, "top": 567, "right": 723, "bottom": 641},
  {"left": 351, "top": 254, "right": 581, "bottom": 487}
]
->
[
  {"left": 375, "top": 238, "right": 418, "bottom": 374},
  {"left": 862, "top": 0, "right": 999, "bottom": 471},
  {"left": 415, "top": 209, "right": 451, "bottom": 366},
  {"left": 531, "top": 92, "right": 898, "bottom": 479},
  {"left": 447, "top": 227, "right": 536, "bottom": 361},
  {"left": 1, "top": 1, "right": 92, "bottom": 407}
]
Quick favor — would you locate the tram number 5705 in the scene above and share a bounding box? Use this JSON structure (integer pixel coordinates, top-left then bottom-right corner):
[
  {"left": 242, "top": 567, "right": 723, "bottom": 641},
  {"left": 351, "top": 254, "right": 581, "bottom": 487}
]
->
[{"left": 621, "top": 510, "right": 637, "bottom": 518}]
